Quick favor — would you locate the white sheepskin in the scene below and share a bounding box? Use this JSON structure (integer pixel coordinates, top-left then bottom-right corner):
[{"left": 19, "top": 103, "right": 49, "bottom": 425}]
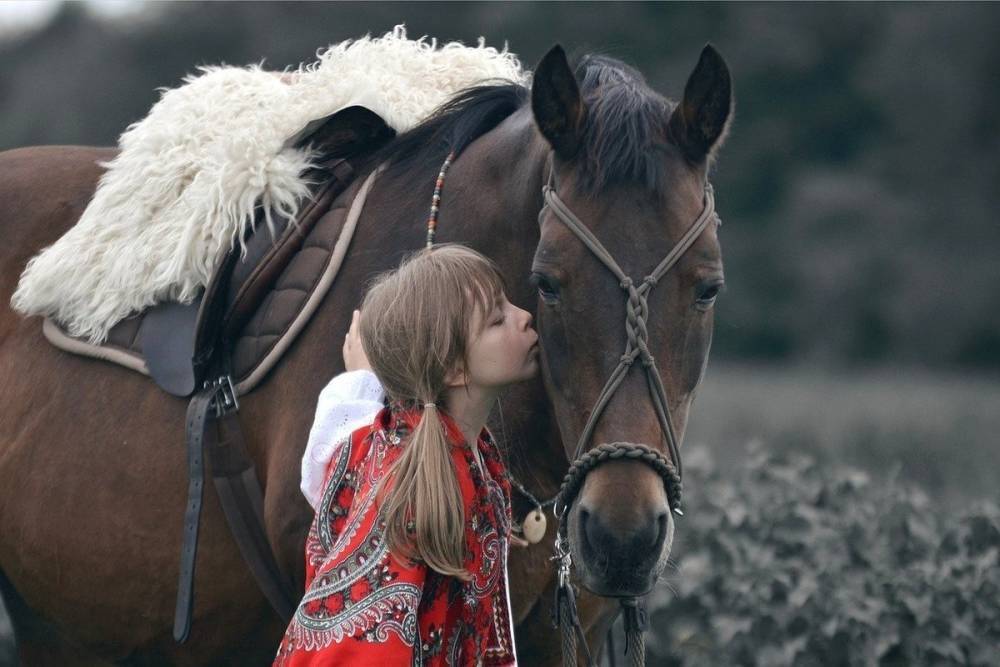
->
[{"left": 11, "top": 25, "right": 527, "bottom": 343}]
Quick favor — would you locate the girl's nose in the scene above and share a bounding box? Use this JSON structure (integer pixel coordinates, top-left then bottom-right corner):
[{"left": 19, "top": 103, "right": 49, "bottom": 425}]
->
[{"left": 517, "top": 306, "right": 533, "bottom": 330}]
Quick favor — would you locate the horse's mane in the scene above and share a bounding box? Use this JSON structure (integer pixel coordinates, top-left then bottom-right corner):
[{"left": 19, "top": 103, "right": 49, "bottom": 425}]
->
[
  {"left": 574, "top": 54, "right": 675, "bottom": 197},
  {"left": 373, "top": 54, "right": 672, "bottom": 196},
  {"left": 373, "top": 81, "right": 529, "bottom": 186}
]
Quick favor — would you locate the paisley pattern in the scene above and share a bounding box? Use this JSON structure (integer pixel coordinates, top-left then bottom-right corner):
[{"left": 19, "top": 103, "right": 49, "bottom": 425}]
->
[{"left": 274, "top": 406, "right": 516, "bottom": 666}]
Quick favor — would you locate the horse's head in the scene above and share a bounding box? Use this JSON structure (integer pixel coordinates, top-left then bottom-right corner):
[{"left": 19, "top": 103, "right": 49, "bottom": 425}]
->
[{"left": 529, "top": 45, "right": 731, "bottom": 597}]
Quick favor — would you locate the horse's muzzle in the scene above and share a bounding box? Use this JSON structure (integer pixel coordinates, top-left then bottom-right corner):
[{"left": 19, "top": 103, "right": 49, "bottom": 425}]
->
[{"left": 571, "top": 499, "right": 673, "bottom": 597}]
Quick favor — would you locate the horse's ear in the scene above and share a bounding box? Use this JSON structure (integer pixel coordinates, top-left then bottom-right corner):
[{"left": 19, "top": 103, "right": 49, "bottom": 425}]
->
[
  {"left": 287, "top": 105, "right": 395, "bottom": 157},
  {"left": 531, "top": 45, "right": 586, "bottom": 159},
  {"left": 667, "top": 44, "right": 733, "bottom": 164}
]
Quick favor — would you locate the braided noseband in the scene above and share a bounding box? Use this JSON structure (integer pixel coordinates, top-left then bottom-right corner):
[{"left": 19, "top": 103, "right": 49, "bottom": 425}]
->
[{"left": 557, "top": 442, "right": 682, "bottom": 521}]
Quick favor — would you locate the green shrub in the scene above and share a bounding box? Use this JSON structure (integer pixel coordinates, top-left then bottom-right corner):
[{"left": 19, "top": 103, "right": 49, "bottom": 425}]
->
[{"left": 648, "top": 445, "right": 1000, "bottom": 666}]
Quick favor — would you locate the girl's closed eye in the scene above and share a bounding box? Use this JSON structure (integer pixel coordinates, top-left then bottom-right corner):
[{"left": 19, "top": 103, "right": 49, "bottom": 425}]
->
[{"left": 488, "top": 305, "right": 505, "bottom": 326}]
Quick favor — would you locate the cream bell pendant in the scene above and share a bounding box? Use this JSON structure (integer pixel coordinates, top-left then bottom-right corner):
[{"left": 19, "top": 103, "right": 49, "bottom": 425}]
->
[{"left": 522, "top": 507, "right": 548, "bottom": 544}]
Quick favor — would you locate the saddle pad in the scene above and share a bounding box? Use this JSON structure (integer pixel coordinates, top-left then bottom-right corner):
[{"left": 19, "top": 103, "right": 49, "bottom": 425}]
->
[{"left": 43, "top": 168, "right": 380, "bottom": 396}]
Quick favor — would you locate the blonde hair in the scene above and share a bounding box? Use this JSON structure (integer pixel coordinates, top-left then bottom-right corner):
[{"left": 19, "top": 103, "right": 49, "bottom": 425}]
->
[{"left": 359, "top": 244, "right": 507, "bottom": 579}]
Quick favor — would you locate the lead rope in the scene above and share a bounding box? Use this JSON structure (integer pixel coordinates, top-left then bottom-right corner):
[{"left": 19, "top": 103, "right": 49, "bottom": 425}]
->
[
  {"left": 621, "top": 598, "right": 648, "bottom": 667},
  {"left": 553, "top": 533, "right": 595, "bottom": 667}
]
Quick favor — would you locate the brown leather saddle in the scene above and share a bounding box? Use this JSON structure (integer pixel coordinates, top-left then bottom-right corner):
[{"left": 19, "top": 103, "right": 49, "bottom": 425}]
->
[{"left": 42, "top": 105, "right": 394, "bottom": 643}]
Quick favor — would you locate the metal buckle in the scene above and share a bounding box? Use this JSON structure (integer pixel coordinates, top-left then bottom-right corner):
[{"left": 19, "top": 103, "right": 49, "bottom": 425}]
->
[
  {"left": 551, "top": 534, "right": 573, "bottom": 589},
  {"left": 204, "top": 375, "right": 239, "bottom": 417}
]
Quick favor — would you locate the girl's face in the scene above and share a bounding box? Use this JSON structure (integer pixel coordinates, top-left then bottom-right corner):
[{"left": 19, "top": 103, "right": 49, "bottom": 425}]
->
[{"left": 461, "top": 294, "right": 539, "bottom": 391}]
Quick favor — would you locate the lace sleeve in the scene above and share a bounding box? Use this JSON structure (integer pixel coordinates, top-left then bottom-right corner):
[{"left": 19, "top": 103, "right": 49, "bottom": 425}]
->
[{"left": 300, "top": 370, "right": 385, "bottom": 510}]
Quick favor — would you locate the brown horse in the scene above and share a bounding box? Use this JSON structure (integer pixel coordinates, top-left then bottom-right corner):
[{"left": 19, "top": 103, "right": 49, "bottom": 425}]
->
[{"left": 0, "top": 45, "right": 731, "bottom": 664}]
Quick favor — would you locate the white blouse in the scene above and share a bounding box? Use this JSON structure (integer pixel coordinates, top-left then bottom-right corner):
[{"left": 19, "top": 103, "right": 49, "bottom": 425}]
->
[{"left": 300, "top": 369, "right": 385, "bottom": 510}]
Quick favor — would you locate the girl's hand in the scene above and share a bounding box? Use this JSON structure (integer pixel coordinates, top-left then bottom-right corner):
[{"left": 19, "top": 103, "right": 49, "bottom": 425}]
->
[{"left": 343, "top": 310, "right": 372, "bottom": 372}]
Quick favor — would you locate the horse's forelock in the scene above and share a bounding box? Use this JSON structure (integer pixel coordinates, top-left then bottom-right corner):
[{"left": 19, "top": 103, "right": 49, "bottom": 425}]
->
[{"left": 573, "top": 54, "right": 676, "bottom": 197}]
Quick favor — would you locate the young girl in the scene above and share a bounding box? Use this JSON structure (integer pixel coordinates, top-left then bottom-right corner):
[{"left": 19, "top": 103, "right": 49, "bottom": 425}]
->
[{"left": 274, "top": 244, "right": 539, "bottom": 666}]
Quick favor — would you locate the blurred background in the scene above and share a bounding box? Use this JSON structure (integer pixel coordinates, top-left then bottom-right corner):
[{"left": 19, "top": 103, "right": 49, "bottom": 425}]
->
[{"left": 1, "top": 2, "right": 997, "bottom": 665}]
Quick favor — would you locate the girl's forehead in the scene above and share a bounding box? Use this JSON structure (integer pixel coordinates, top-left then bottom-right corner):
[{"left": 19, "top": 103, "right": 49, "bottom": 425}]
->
[{"left": 466, "top": 287, "right": 505, "bottom": 335}]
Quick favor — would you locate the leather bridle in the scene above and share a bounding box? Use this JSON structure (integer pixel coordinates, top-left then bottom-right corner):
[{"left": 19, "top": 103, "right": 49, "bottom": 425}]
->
[
  {"left": 538, "top": 155, "right": 721, "bottom": 667},
  {"left": 425, "top": 149, "right": 721, "bottom": 667},
  {"left": 542, "top": 157, "right": 720, "bottom": 515}
]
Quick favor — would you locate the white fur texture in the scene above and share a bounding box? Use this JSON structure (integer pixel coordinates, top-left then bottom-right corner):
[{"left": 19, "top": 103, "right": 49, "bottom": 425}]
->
[{"left": 11, "top": 26, "right": 527, "bottom": 343}]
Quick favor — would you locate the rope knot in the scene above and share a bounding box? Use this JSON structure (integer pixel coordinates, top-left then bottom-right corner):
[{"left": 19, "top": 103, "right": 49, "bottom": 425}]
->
[
  {"left": 620, "top": 353, "right": 636, "bottom": 366},
  {"left": 641, "top": 354, "right": 654, "bottom": 368},
  {"left": 644, "top": 275, "right": 658, "bottom": 288},
  {"left": 619, "top": 277, "right": 633, "bottom": 290}
]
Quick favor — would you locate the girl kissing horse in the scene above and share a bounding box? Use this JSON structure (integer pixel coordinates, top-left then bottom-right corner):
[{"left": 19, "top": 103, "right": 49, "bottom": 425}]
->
[{"left": 0, "top": 44, "right": 731, "bottom": 664}]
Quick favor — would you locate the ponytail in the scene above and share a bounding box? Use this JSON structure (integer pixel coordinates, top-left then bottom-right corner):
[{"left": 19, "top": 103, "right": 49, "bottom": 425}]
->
[
  {"left": 359, "top": 244, "right": 508, "bottom": 581},
  {"left": 379, "top": 403, "right": 469, "bottom": 580}
]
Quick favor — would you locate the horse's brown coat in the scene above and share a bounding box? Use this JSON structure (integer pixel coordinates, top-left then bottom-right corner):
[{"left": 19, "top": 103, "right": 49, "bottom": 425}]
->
[{"left": 0, "top": 46, "right": 731, "bottom": 665}]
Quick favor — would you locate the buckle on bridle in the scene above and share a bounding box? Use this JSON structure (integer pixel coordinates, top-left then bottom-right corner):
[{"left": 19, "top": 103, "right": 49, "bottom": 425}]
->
[
  {"left": 204, "top": 375, "right": 239, "bottom": 417},
  {"left": 551, "top": 534, "right": 573, "bottom": 587}
]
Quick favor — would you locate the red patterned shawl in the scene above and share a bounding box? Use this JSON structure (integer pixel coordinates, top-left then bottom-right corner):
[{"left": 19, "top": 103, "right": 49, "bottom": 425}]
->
[{"left": 274, "top": 406, "right": 517, "bottom": 666}]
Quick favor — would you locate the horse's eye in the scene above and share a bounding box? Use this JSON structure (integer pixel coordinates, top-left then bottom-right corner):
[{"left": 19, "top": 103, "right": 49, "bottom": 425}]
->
[
  {"left": 696, "top": 283, "right": 722, "bottom": 309},
  {"left": 529, "top": 272, "right": 560, "bottom": 304}
]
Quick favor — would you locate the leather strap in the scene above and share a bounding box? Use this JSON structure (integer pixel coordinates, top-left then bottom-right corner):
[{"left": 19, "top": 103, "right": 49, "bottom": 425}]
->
[
  {"left": 173, "top": 388, "right": 215, "bottom": 642},
  {"left": 173, "top": 379, "right": 296, "bottom": 643},
  {"left": 209, "top": 410, "right": 296, "bottom": 623}
]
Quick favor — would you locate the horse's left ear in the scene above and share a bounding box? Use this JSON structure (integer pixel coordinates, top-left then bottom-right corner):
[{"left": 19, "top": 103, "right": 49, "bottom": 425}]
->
[
  {"left": 531, "top": 45, "right": 587, "bottom": 159},
  {"left": 667, "top": 44, "right": 733, "bottom": 164}
]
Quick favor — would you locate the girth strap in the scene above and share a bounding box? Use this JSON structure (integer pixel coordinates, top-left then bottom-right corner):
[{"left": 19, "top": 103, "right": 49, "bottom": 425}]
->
[
  {"left": 173, "top": 378, "right": 296, "bottom": 643},
  {"left": 210, "top": 406, "right": 297, "bottom": 622},
  {"left": 173, "top": 390, "right": 213, "bottom": 642}
]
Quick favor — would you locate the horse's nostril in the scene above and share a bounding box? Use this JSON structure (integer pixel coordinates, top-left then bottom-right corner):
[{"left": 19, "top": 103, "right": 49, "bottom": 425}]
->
[
  {"left": 654, "top": 510, "right": 669, "bottom": 550},
  {"left": 579, "top": 506, "right": 591, "bottom": 543}
]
